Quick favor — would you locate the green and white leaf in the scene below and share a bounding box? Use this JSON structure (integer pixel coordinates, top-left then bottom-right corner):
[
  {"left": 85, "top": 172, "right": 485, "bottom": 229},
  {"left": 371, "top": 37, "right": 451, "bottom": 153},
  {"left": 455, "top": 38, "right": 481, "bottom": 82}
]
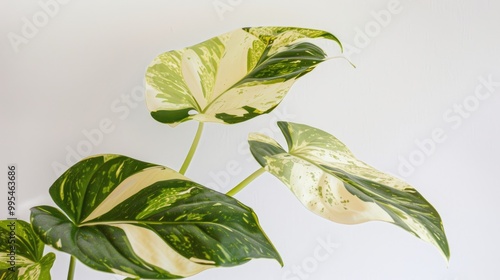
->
[
  {"left": 145, "top": 26, "right": 342, "bottom": 126},
  {"left": 30, "top": 154, "right": 282, "bottom": 279},
  {"left": 0, "top": 220, "right": 55, "bottom": 280},
  {"left": 248, "top": 122, "right": 450, "bottom": 260}
]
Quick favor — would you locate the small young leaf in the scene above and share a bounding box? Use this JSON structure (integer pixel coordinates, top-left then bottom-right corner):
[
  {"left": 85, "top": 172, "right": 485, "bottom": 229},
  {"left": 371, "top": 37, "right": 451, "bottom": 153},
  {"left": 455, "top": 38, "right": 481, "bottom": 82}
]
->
[
  {"left": 31, "top": 154, "right": 282, "bottom": 279},
  {"left": 0, "top": 220, "right": 56, "bottom": 280},
  {"left": 145, "top": 26, "right": 342, "bottom": 126},
  {"left": 249, "top": 122, "right": 450, "bottom": 260}
]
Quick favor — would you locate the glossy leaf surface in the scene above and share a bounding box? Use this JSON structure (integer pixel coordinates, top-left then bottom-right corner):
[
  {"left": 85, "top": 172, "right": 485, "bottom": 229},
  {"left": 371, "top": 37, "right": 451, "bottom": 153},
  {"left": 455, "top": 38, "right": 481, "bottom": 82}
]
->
[
  {"left": 31, "top": 155, "right": 282, "bottom": 279},
  {"left": 145, "top": 26, "right": 342, "bottom": 126}
]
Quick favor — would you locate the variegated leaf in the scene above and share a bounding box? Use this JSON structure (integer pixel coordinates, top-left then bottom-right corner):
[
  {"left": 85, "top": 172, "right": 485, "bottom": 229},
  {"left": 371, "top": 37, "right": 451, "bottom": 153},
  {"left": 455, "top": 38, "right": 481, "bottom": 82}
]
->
[
  {"left": 145, "top": 26, "right": 342, "bottom": 126},
  {"left": 30, "top": 154, "right": 282, "bottom": 279},
  {"left": 0, "top": 220, "right": 55, "bottom": 280},
  {"left": 249, "top": 122, "right": 450, "bottom": 260}
]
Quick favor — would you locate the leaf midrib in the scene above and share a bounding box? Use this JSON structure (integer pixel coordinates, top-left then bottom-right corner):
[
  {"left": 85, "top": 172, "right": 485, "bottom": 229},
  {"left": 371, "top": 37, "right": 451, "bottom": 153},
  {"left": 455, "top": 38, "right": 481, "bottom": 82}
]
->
[
  {"left": 78, "top": 220, "right": 277, "bottom": 257},
  {"left": 199, "top": 38, "right": 273, "bottom": 114},
  {"left": 80, "top": 220, "right": 238, "bottom": 228},
  {"left": 200, "top": 39, "right": 324, "bottom": 114}
]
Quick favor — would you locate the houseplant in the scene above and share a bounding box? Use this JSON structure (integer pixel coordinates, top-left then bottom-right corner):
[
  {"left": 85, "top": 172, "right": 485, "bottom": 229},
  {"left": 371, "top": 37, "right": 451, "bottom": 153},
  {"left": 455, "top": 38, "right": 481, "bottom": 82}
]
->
[{"left": 1, "top": 26, "right": 449, "bottom": 280}]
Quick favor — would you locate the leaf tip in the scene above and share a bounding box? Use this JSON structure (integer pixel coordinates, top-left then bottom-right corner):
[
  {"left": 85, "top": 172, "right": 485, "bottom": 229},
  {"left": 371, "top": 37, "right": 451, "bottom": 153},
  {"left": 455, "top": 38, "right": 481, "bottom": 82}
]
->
[
  {"left": 277, "top": 257, "right": 285, "bottom": 267},
  {"left": 276, "top": 121, "right": 289, "bottom": 131},
  {"left": 442, "top": 242, "right": 451, "bottom": 264}
]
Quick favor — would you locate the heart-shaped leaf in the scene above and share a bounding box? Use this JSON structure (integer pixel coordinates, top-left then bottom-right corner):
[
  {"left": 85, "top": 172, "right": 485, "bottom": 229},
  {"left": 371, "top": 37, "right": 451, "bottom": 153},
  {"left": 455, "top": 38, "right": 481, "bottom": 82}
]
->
[
  {"left": 0, "top": 219, "right": 55, "bottom": 280},
  {"left": 31, "top": 155, "right": 282, "bottom": 279},
  {"left": 248, "top": 122, "right": 450, "bottom": 260},
  {"left": 145, "top": 26, "right": 342, "bottom": 126}
]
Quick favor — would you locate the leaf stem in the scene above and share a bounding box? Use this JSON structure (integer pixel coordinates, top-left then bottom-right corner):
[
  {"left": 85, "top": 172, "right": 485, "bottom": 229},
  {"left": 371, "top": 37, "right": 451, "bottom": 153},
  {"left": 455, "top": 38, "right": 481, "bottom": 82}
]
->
[
  {"left": 179, "top": 122, "right": 204, "bottom": 175},
  {"left": 226, "top": 168, "right": 266, "bottom": 197},
  {"left": 67, "top": 255, "right": 76, "bottom": 280}
]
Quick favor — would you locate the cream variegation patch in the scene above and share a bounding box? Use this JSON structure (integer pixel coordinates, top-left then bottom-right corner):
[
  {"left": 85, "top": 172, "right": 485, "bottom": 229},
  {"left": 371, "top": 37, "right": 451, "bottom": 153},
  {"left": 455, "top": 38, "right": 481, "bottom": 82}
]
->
[
  {"left": 82, "top": 167, "right": 189, "bottom": 223},
  {"left": 145, "top": 27, "right": 342, "bottom": 125},
  {"left": 265, "top": 154, "right": 393, "bottom": 224},
  {"left": 113, "top": 224, "right": 214, "bottom": 278}
]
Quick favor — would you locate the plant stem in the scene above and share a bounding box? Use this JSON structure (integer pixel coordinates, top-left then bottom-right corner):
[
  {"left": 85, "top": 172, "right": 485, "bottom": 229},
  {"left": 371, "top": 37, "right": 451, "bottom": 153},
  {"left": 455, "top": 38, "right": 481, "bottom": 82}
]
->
[
  {"left": 179, "top": 122, "right": 204, "bottom": 175},
  {"left": 67, "top": 256, "right": 76, "bottom": 280},
  {"left": 226, "top": 167, "right": 266, "bottom": 197}
]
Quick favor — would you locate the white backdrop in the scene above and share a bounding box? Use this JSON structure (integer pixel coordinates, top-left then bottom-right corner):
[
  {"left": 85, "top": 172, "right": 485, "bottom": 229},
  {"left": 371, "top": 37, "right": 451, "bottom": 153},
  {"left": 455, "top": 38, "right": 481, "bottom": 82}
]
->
[{"left": 1, "top": 1, "right": 500, "bottom": 279}]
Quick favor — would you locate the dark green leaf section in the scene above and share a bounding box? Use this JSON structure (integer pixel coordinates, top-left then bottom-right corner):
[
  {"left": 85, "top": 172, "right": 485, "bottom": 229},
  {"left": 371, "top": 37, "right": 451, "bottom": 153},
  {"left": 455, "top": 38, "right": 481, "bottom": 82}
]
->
[
  {"left": 215, "top": 105, "right": 277, "bottom": 124},
  {"left": 151, "top": 108, "right": 194, "bottom": 125},
  {"left": 0, "top": 220, "right": 55, "bottom": 280},
  {"left": 239, "top": 42, "right": 328, "bottom": 84},
  {"left": 49, "top": 155, "right": 156, "bottom": 224},
  {"left": 94, "top": 179, "right": 282, "bottom": 267},
  {"left": 249, "top": 138, "right": 286, "bottom": 167},
  {"left": 33, "top": 154, "right": 282, "bottom": 279},
  {"left": 31, "top": 206, "right": 176, "bottom": 279}
]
